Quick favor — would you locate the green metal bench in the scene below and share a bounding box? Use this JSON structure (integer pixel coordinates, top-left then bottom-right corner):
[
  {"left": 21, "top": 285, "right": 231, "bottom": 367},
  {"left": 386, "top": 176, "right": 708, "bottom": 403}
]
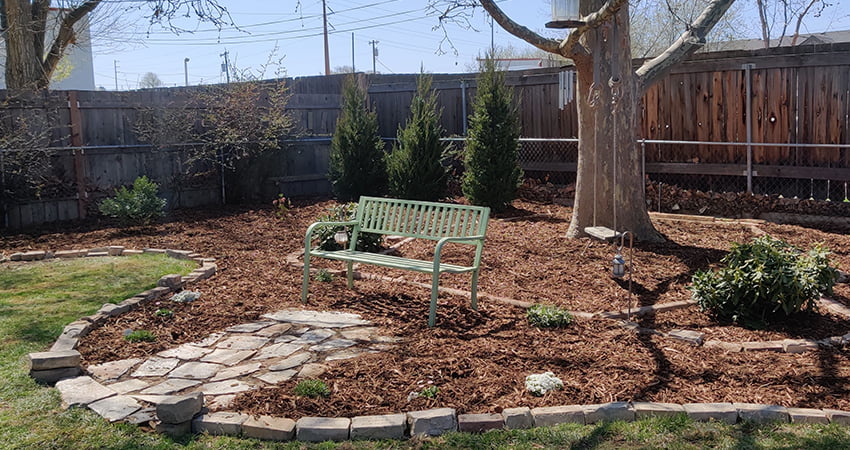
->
[{"left": 301, "top": 196, "right": 490, "bottom": 327}]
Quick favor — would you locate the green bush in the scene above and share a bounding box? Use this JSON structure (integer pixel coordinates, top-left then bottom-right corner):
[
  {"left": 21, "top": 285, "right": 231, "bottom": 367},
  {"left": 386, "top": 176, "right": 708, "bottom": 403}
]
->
[
  {"left": 294, "top": 379, "right": 330, "bottom": 398},
  {"left": 527, "top": 304, "right": 574, "bottom": 328},
  {"left": 124, "top": 330, "right": 156, "bottom": 343},
  {"left": 386, "top": 74, "right": 448, "bottom": 201},
  {"left": 314, "top": 268, "right": 334, "bottom": 282},
  {"left": 328, "top": 75, "right": 387, "bottom": 201},
  {"left": 98, "top": 176, "right": 166, "bottom": 226},
  {"left": 462, "top": 56, "right": 523, "bottom": 212},
  {"left": 315, "top": 203, "right": 382, "bottom": 252},
  {"left": 691, "top": 235, "right": 837, "bottom": 326}
]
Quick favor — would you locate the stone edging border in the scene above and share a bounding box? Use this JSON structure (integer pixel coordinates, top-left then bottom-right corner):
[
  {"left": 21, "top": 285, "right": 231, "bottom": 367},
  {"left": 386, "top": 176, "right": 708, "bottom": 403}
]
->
[{"left": 19, "top": 246, "right": 217, "bottom": 384}]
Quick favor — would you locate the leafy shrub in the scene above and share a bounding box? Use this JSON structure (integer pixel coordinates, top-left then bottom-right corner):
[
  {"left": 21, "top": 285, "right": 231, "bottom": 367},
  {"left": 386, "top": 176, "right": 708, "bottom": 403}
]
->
[
  {"left": 98, "top": 176, "right": 166, "bottom": 226},
  {"left": 124, "top": 330, "right": 156, "bottom": 343},
  {"left": 294, "top": 379, "right": 330, "bottom": 398},
  {"left": 171, "top": 290, "right": 201, "bottom": 303},
  {"left": 272, "top": 194, "right": 291, "bottom": 219},
  {"left": 328, "top": 75, "right": 387, "bottom": 201},
  {"left": 691, "top": 235, "right": 837, "bottom": 326},
  {"left": 386, "top": 74, "right": 448, "bottom": 201},
  {"left": 462, "top": 56, "right": 523, "bottom": 212},
  {"left": 527, "top": 304, "right": 574, "bottom": 328},
  {"left": 314, "top": 268, "right": 334, "bottom": 282},
  {"left": 315, "top": 203, "right": 382, "bottom": 252}
]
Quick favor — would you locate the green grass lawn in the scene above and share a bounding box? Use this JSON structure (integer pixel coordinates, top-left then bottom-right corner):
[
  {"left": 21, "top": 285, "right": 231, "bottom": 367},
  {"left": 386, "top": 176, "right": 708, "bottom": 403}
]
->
[{"left": 1, "top": 255, "right": 850, "bottom": 449}]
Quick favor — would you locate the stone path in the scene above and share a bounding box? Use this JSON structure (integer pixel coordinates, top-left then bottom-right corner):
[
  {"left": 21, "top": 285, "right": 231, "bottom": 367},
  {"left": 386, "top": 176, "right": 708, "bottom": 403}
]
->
[{"left": 58, "top": 308, "right": 400, "bottom": 424}]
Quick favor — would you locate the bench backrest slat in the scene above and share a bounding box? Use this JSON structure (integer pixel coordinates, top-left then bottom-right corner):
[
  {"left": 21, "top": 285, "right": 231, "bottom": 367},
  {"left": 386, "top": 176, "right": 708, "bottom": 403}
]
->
[{"left": 356, "top": 196, "right": 489, "bottom": 241}]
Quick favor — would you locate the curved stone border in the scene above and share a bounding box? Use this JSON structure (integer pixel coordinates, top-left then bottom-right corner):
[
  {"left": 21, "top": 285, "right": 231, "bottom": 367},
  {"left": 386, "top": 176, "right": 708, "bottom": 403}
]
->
[{"left": 22, "top": 246, "right": 217, "bottom": 384}]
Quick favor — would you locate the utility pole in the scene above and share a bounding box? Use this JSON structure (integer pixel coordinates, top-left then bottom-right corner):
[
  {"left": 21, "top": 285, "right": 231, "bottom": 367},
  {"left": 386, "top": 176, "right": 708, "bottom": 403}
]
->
[
  {"left": 322, "top": 0, "right": 330, "bottom": 75},
  {"left": 351, "top": 32, "right": 355, "bottom": 73},
  {"left": 113, "top": 60, "right": 118, "bottom": 90},
  {"left": 220, "top": 50, "right": 230, "bottom": 83},
  {"left": 369, "top": 40, "right": 378, "bottom": 74},
  {"left": 184, "top": 57, "right": 190, "bottom": 86},
  {"left": 490, "top": 15, "right": 495, "bottom": 54}
]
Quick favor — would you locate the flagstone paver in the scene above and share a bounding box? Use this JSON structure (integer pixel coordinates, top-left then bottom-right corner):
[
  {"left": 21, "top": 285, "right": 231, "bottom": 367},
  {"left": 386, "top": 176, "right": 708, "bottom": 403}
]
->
[
  {"left": 215, "top": 335, "right": 270, "bottom": 350},
  {"left": 269, "top": 353, "right": 313, "bottom": 371},
  {"left": 88, "top": 395, "right": 143, "bottom": 422},
  {"left": 189, "top": 332, "right": 226, "bottom": 347},
  {"left": 168, "top": 361, "right": 224, "bottom": 380},
  {"left": 310, "top": 339, "right": 357, "bottom": 352},
  {"left": 131, "top": 357, "right": 180, "bottom": 377},
  {"left": 253, "top": 342, "right": 304, "bottom": 360},
  {"left": 140, "top": 379, "right": 202, "bottom": 395},
  {"left": 255, "top": 323, "right": 293, "bottom": 338},
  {"left": 201, "top": 349, "right": 256, "bottom": 366},
  {"left": 226, "top": 321, "right": 277, "bottom": 333},
  {"left": 56, "top": 376, "right": 116, "bottom": 408},
  {"left": 255, "top": 369, "right": 297, "bottom": 385},
  {"left": 291, "top": 329, "right": 335, "bottom": 344},
  {"left": 157, "top": 344, "right": 213, "bottom": 360},
  {"left": 263, "top": 309, "right": 370, "bottom": 328},
  {"left": 87, "top": 358, "right": 142, "bottom": 381},
  {"left": 211, "top": 362, "right": 263, "bottom": 381},
  {"left": 197, "top": 379, "right": 255, "bottom": 395},
  {"left": 107, "top": 379, "right": 150, "bottom": 394}
]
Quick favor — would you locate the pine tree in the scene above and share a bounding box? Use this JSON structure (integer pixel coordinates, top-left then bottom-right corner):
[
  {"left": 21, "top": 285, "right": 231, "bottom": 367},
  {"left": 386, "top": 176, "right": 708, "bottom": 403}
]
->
[
  {"left": 386, "top": 74, "right": 448, "bottom": 201},
  {"left": 328, "top": 75, "right": 387, "bottom": 201},
  {"left": 462, "top": 57, "right": 523, "bottom": 212}
]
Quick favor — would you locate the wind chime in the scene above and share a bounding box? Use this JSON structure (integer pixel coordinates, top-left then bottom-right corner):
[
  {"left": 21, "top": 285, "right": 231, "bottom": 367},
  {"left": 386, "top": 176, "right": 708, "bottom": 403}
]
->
[{"left": 548, "top": 1, "right": 634, "bottom": 319}]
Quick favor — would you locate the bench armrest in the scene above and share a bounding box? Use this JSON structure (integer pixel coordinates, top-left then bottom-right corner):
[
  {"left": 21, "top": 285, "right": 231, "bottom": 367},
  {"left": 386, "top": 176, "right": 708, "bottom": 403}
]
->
[
  {"left": 304, "top": 220, "right": 360, "bottom": 252},
  {"left": 433, "top": 235, "right": 486, "bottom": 270}
]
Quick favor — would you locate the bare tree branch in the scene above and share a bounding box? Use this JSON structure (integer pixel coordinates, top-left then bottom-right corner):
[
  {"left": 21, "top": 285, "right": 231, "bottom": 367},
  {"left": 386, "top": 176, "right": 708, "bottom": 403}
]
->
[
  {"left": 42, "top": 0, "right": 102, "bottom": 86},
  {"left": 559, "top": 0, "right": 628, "bottom": 57},
  {"left": 635, "top": 0, "right": 734, "bottom": 92},
  {"left": 476, "top": 0, "right": 561, "bottom": 54}
]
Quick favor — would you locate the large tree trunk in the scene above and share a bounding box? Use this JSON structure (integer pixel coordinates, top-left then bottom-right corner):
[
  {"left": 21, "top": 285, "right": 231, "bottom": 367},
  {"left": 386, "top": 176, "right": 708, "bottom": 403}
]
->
[
  {"left": 4, "top": 0, "right": 47, "bottom": 89},
  {"left": 566, "top": 4, "right": 663, "bottom": 242}
]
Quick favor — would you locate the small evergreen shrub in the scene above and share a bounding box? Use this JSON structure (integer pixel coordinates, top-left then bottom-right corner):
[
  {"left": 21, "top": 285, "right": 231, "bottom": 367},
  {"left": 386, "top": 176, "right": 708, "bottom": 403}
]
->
[
  {"left": 462, "top": 56, "right": 523, "bottom": 212},
  {"left": 328, "top": 75, "right": 387, "bottom": 201},
  {"left": 124, "top": 330, "right": 156, "bottom": 343},
  {"left": 527, "top": 304, "right": 574, "bottom": 328},
  {"left": 691, "top": 235, "right": 837, "bottom": 326},
  {"left": 98, "top": 176, "right": 166, "bottom": 226},
  {"left": 315, "top": 203, "right": 382, "bottom": 252},
  {"left": 294, "top": 379, "right": 330, "bottom": 398},
  {"left": 386, "top": 74, "right": 448, "bottom": 201}
]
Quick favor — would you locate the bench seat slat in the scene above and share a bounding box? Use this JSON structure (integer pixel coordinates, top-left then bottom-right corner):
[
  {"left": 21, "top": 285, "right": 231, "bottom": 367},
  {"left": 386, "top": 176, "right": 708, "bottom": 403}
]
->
[{"left": 310, "top": 249, "right": 476, "bottom": 274}]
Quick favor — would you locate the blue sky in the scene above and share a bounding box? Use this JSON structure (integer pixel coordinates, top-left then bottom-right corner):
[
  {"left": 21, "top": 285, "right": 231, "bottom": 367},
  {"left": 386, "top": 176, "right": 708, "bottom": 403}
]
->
[{"left": 91, "top": 0, "right": 850, "bottom": 89}]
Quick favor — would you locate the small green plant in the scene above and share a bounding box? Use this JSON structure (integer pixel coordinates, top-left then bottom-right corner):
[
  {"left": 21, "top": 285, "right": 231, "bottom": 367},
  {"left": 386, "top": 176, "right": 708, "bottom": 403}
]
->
[
  {"left": 314, "top": 268, "right": 334, "bottom": 282},
  {"left": 171, "top": 290, "right": 201, "bottom": 303},
  {"left": 98, "top": 176, "right": 167, "bottom": 226},
  {"left": 294, "top": 379, "right": 330, "bottom": 398},
  {"left": 154, "top": 308, "right": 173, "bottom": 317},
  {"left": 315, "top": 203, "right": 382, "bottom": 252},
  {"left": 272, "top": 194, "right": 291, "bottom": 219},
  {"left": 527, "top": 304, "right": 574, "bottom": 328},
  {"left": 124, "top": 330, "right": 156, "bottom": 343},
  {"left": 691, "top": 235, "right": 837, "bottom": 326},
  {"left": 420, "top": 385, "right": 439, "bottom": 399}
]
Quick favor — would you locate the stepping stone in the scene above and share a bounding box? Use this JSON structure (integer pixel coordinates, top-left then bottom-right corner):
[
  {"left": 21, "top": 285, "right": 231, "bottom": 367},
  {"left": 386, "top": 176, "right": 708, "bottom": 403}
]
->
[
  {"left": 226, "top": 321, "right": 277, "bottom": 333},
  {"left": 189, "top": 332, "right": 226, "bottom": 348},
  {"left": 131, "top": 395, "right": 173, "bottom": 405},
  {"left": 273, "top": 335, "right": 297, "bottom": 343},
  {"left": 198, "top": 380, "right": 254, "bottom": 395},
  {"left": 131, "top": 357, "right": 180, "bottom": 377},
  {"left": 297, "top": 363, "right": 328, "bottom": 379},
  {"left": 87, "top": 358, "right": 142, "bottom": 382},
  {"left": 125, "top": 408, "right": 157, "bottom": 425},
  {"left": 269, "top": 353, "right": 313, "bottom": 371},
  {"left": 291, "top": 329, "right": 336, "bottom": 344},
  {"left": 28, "top": 350, "right": 81, "bottom": 371},
  {"left": 206, "top": 394, "right": 237, "bottom": 411},
  {"left": 215, "top": 335, "right": 270, "bottom": 350},
  {"left": 340, "top": 327, "right": 379, "bottom": 342},
  {"left": 88, "top": 395, "right": 142, "bottom": 422},
  {"left": 56, "top": 376, "right": 116, "bottom": 408},
  {"left": 156, "top": 392, "right": 204, "bottom": 424},
  {"left": 310, "top": 339, "right": 357, "bottom": 353},
  {"left": 201, "top": 349, "right": 256, "bottom": 366},
  {"left": 263, "top": 309, "right": 370, "bottom": 328},
  {"left": 255, "top": 369, "right": 297, "bottom": 385},
  {"left": 106, "top": 379, "right": 150, "bottom": 395},
  {"left": 140, "top": 379, "right": 201, "bottom": 395},
  {"left": 253, "top": 343, "right": 304, "bottom": 360},
  {"left": 168, "top": 362, "right": 223, "bottom": 380},
  {"left": 325, "top": 348, "right": 367, "bottom": 362},
  {"left": 157, "top": 344, "right": 213, "bottom": 360},
  {"left": 211, "top": 362, "right": 262, "bottom": 381},
  {"left": 255, "top": 323, "right": 293, "bottom": 338}
]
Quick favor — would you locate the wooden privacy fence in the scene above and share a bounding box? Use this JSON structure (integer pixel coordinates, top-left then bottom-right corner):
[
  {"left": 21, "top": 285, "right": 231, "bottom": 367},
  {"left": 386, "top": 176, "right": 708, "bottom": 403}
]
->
[{"left": 0, "top": 43, "right": 848, "bottom": 228}]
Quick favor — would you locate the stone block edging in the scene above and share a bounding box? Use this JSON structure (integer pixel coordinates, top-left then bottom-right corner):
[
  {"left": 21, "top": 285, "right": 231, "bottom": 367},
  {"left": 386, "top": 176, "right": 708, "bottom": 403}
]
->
[{"left": 22, "top": 246, "right": 216, "bottom": 384}]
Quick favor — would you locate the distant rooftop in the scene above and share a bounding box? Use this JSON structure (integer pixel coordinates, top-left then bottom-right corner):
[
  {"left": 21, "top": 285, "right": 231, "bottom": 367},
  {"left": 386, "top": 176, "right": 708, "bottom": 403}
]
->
[{"left": 706, "top": 29, "right": 850, "bottom": 52}]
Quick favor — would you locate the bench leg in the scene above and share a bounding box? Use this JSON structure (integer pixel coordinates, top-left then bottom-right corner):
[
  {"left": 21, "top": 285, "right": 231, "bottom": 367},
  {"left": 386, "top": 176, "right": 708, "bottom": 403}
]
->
[
  {"left": 470, "top": 269, "right": 479, "bottom": 310},
  {"left": 429, "top": 272, "right": 440, "bottom": 327},
  {"left": 346, "top": 261, "right": 354, "bottom": 288},
  {"left": 301, "top": 252, "right": 311, "bottom": 303}
]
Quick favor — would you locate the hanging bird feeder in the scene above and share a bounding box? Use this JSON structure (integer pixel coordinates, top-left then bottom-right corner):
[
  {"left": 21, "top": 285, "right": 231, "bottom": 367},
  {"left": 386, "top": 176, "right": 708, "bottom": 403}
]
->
[{"left": 546, "top": 0, "right": 584, "bottom": 28}]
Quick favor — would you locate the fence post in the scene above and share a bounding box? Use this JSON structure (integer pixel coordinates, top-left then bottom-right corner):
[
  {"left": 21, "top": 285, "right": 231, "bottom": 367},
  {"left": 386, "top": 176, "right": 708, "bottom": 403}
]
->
[
  {"left": 742, "top": 63, "right": 755, "bottom": 194},
  {"left": 68, "top": 91, "right": 88, "bottom": 219},
  {"left": 460, "top": 80, "right": 468, "bottom": 135}
]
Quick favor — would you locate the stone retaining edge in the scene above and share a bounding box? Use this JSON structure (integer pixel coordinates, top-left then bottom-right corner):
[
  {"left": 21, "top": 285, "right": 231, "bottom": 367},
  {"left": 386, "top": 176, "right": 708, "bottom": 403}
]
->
[{"left": 22, "top": 246, "right": 216, "bottom": 384}]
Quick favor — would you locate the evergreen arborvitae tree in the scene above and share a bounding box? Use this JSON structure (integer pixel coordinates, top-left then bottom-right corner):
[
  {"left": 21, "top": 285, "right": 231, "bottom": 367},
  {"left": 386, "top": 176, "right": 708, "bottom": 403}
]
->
[
  {"left": 462, "top": 57, "right": 522, "bottom": 212},
  {"left": 386, "top": 74, "right": 448, "bottom": 201},
  {"left": 328, "top": 75, "right": 387, "bottom": 201}
]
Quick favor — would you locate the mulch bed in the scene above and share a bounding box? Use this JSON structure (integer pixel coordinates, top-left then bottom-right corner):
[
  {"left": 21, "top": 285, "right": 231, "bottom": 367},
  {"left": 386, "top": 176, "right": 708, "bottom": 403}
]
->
[{"left": 5, "top": 196, "right": 850, "bottom": 418}]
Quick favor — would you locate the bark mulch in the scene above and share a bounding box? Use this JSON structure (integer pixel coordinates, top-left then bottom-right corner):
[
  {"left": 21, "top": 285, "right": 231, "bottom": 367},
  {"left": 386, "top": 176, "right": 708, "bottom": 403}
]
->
[{"left": 4, "top": 197, "right": 850, "bottom": 419}]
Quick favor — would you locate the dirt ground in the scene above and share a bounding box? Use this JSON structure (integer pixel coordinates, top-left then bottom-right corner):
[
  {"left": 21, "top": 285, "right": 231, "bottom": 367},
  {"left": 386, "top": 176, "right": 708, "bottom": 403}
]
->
[{"left": 5, "top": 195, "right": 850, "bottom": 418}]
